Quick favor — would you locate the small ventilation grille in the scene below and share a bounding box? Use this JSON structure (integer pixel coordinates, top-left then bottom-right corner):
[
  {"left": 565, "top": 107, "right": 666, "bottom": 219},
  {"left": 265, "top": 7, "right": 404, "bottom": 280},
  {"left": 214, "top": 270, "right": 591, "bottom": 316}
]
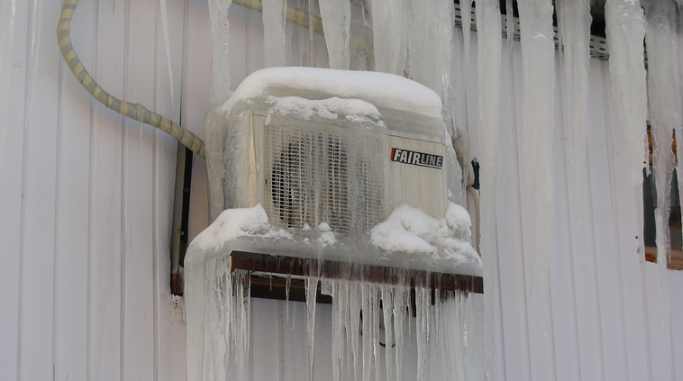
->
[{"left": 265, "top": 125, "right": 384, "bottom": 235}]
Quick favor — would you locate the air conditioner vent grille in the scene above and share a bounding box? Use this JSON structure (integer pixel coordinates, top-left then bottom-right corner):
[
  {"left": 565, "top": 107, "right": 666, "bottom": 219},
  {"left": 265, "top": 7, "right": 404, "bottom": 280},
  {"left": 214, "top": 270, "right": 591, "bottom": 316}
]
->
[{"left": 265, "top": 125, "right": 384, "bottom": 235}]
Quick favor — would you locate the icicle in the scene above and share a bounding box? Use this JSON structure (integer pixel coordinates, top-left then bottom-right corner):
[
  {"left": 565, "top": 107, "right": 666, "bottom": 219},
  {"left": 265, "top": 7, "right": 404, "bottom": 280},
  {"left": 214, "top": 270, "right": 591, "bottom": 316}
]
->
[
  {"left": 459, "top": 0, "right": 473, "bottom": 132},
  {"left": 0, "top": 0, "right": 16, "bottom": 167},
  {"left": 208, "top": 0, "right": 232, "bottom": 105},
  {"left": 159, "top": 0, "right": 175, "bottom": 104},
  {"left": 306, "top": 276, "right": 319, "bottom": 381},
  {"left": 476, "top": 1, "right": 503, "bottom": 378},
  {"left": 319, "top": 0, "right": 351, "bottom": 69},
  {"left": 643, "top": 2, "right": 679, "bottom": 378},
  {"left": 506, "top": 0, "right": 515, "bottom": 49},
  {"left": 381, "top": 286, "right": 395, "bottom": 381},
  {"left": 395, "top": 286, "right": 409, "bottom": 381},
  {"left": 517, "top": 0, "right": 556, "bottom": 379},
  {"left": 370, "top": 0, "right": 404, "bottom": 75},
  {"left": 414, "top": 287, "right": 430, "bottom": 381},
  {"left": 263, "top": 0, "right": 287, "bottom": 67},
  {"left": 605, "top": 0, "right": 648, "bottom": 186},
  {"left": 404, "top": 0, "right": 454, "bottom": 98}
]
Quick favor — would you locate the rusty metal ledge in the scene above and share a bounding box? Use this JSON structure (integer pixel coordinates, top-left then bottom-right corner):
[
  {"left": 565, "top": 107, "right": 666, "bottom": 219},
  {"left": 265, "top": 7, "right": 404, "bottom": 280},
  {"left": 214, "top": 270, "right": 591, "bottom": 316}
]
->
[{"left": 231, "top": 251, "right": 484, "bottom": 295}]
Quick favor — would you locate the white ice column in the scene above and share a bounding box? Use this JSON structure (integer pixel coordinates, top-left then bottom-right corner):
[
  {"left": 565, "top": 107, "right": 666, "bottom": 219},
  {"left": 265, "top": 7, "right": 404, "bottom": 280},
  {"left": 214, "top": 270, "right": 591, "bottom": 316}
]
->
[
  {"left": 370, "top": 0, "right": 405, "bottom": 76},
  {"left": 208, "top": 0, "right": 232, "bottom": 105},
  {"left": 517, "top": 0, "right": 557, "bottom": 380},
  {"left": 604, "top": 0, "right": 648, "bottom": 186},
  {"left": 475, "top": 0, "right": 502, "bottom": 379},
  {"left": 263, "top": 0, "right": 288, "bottom": 67},
  {"left": 319, "top": 0, "right": 351, "bottom": 70}
]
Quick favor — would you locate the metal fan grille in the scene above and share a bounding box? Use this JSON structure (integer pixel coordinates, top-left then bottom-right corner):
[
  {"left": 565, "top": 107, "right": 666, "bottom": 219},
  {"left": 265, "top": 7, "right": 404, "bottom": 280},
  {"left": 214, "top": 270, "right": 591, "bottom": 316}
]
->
[{"left": 265, "top": 125, "right": 384, "bottom": 235}]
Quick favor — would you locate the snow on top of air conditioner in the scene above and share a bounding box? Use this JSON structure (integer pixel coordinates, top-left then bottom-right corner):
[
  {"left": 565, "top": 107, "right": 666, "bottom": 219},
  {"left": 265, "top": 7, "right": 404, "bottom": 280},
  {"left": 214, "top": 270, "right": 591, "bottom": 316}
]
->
[
  {"left": 265, "top": 95, "right": 385, "bottom": 126},
  {"left": 220, "top": 67, "right": 442, "bottom": 118}
]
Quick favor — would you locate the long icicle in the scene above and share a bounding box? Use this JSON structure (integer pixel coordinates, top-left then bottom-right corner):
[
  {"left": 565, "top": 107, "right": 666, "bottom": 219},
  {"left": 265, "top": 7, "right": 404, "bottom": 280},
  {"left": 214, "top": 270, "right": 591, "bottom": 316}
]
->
[
  {"left": 604, "top": 0, "right": 648, "bottom": 186},
  {"left": 475, "top": 0, "right": 502, "bottom": 379},
  {"left": 517, "top": 0, "right": 557, "bottom": 379}
]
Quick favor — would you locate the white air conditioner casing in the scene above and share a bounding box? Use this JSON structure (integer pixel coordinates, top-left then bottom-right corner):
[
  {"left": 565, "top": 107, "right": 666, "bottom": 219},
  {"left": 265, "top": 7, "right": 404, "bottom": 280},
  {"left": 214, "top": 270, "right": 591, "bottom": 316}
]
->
[{"left": 204, "top": 68, "right": 462, "bottom": 235}]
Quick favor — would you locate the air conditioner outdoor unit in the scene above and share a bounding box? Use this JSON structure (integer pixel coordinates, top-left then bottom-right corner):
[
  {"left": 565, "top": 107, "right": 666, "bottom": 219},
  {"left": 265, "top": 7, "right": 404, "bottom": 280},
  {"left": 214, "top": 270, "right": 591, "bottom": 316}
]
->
[
  {"left": 184, "top": 67, "right": 482, "bottom": 381},
  {"left": 188, "top": 66, "right": 479, "bottom": 272}
]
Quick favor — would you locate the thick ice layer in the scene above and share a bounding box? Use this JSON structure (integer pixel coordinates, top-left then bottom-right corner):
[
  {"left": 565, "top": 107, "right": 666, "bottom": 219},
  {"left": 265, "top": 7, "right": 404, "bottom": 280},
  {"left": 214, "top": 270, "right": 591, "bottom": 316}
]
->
[
  {"left": 604, "top": 0, "right": 648, "bottom": 186},
  {"left": 208, "top": 0, "right": 232, "bottom": 105},
  {"left": 219, "top": 67, "right": 442, "bottom": 118}
]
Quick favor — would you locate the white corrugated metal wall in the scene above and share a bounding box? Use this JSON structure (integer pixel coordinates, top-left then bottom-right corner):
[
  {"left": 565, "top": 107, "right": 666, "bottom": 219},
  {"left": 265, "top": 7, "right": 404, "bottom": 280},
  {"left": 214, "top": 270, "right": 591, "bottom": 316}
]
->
[{"left": 0, "top": 1, "right": 682, "bottom": 380}]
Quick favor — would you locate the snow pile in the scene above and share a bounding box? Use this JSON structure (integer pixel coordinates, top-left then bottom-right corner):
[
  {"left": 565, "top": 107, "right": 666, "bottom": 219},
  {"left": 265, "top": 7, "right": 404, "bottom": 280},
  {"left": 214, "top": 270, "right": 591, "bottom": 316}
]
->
[
  {"left": 265, "top": 95, "right": 383, "bottom": 125},
  {"left": 192, "top": 205, "right": 292, "bottom": 251},
  {"left": 316, "top": 222, "right": 337, "bottom": 246},
  {"left": 370, "top": 203, "right": 480, "bottom": 265},
  {"left": 220, "top": 67, "right": 442, "bottom": 118}
]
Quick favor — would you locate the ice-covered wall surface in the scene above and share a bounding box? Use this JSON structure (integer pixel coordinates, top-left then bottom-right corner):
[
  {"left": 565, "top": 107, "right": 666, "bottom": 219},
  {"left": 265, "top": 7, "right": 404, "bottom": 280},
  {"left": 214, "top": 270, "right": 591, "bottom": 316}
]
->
[{"left": 1, "top": 0, "right": 683, "bottom": 381}]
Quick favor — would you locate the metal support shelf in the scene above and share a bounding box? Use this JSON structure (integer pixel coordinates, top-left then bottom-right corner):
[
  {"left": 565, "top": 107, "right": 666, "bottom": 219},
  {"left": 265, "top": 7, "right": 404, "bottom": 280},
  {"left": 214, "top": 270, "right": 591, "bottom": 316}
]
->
[{"left": 231, "top": 251, "right": 484, "bottom": 304}]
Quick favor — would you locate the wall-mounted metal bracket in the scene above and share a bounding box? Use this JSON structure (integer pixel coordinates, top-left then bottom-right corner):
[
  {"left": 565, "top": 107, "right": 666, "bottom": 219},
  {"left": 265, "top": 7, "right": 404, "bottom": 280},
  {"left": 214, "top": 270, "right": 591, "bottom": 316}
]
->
[{"left": 170, "top": 145, "right": 194, "bottom": 295}]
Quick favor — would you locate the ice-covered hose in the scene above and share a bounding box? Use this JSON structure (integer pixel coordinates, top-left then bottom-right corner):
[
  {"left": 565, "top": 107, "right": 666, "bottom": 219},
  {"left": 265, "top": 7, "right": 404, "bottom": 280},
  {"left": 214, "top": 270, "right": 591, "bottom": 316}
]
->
[{"left": 57, "top": 0, "right": 206, "bottom": 158}]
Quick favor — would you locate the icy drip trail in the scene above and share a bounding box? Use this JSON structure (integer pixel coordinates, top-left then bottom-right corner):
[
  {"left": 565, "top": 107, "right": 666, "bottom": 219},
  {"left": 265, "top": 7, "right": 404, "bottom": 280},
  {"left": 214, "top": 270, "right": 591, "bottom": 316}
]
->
[
  {"left": 159, "top": 0, "right": 174, "bottom": 104},
  {"left": 209, "top": 0, "right": 232, "bottom": 105},
  {"left": 262, "top": 0, "right": 287, "bottom": 67},
  {"left": 604, "top": 0, "right": 648, "bottom": 186},
  {"left": 475, "top": 0, "right": 502, "bottom": 379},
  {"left": 517, "top": 0, "right": 556, "bottom": 380},
  {"left": 369, "top": 0, "right": 404, "bottom": 75},
  {"left": 319, "top": 0, "right": 351, "bottom": 70},
  {"left": 0, "top": 0, "right": 16, "bottom": 166},
  {"left": 643, "top": 1, "right": 679, "bottom": 379}
]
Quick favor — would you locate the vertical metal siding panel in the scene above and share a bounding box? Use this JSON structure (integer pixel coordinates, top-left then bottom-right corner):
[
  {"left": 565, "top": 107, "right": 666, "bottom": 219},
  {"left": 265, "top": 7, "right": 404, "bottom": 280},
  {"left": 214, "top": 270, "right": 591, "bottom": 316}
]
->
[
  {"left": 549, "top": 54, "right": 581, "bottom": 381},
  {"left": 91, "top": 0, "right": 126, "bottom": 379},
  {"left": 0, "top": 2, "right": 29, "bottom": 381},
  {"left": 669, "top": 271, "right": 683, "bottom": 380},
  {"left": 154, "top": 1, "right": 188, "bottom": 381},
  {"left": 251, "top": 299, "right": 284, "bottom": 380},
  {"left": 496, "top": 40, "right": 531, "bottom": 381},
  {"left": 587, "top": 61, "right": 628, "bottom": 381},
  {"left": 123, "top": 0, "right": 157, "bottom": 379},
  {"left": 55, "top": 0, "right": 96, "bottom": 379},
  {"left": 600, "top": 61, "right": 650, "bottom": 381},
  {"left": 20, "top": 0, "right": 63, "bottom": 380},
  {"left": 643, "top": 263, "right": 673, "bottom": 381}
]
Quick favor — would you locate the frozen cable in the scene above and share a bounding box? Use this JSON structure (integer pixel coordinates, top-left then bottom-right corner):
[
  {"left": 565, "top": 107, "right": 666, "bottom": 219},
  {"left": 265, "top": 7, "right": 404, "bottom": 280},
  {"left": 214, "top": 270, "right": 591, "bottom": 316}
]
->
[{"left": 56, "top": 0, "right": 206, "bottom": 158}]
